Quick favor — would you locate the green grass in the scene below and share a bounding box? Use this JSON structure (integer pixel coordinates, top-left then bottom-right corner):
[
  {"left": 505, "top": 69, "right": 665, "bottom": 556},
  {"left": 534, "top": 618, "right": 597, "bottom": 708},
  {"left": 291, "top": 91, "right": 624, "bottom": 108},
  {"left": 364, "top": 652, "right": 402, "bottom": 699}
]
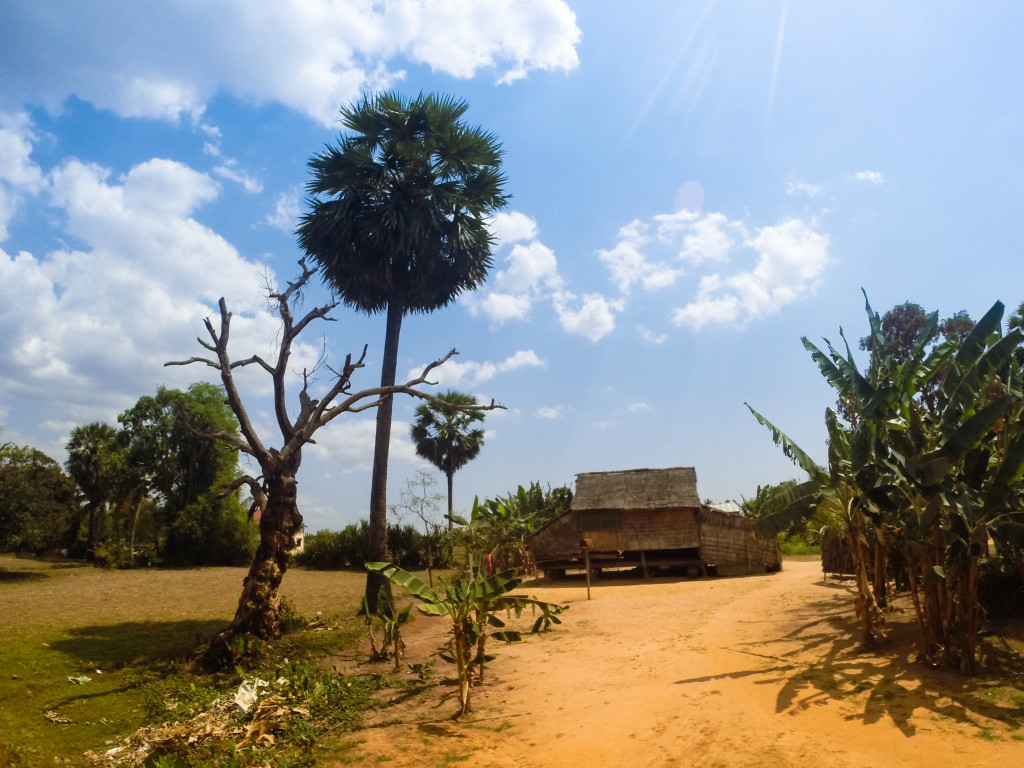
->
[{"left": 0, "top": 555, "right": 377, "bottom": 767}]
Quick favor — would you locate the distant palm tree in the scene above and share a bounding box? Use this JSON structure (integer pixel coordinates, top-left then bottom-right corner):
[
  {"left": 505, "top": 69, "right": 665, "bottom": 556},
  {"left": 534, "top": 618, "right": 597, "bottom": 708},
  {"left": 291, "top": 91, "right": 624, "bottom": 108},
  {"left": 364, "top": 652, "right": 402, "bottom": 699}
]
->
[
  {"left": 411, "top": 391, "right": 486, "bottom": 528},
  {"left": 65, "top": 422, "right": 119, "bottom": 558},
  {"left": 297, "top": 92, "right": 507, "bottom": 609}
]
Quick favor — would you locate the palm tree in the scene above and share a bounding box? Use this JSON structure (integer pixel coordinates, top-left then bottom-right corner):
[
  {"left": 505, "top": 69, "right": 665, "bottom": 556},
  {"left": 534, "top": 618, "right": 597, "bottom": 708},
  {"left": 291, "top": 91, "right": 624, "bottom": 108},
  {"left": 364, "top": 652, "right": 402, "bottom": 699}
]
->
[
  {"left": 65, "top": 422, "right": 120, "bottom": 559},
  {"left": 411, "top": 391, "right": 486, "bottom": 528},
  {"left": 297, "top": 92, "right": 507, "bottom": 609}
]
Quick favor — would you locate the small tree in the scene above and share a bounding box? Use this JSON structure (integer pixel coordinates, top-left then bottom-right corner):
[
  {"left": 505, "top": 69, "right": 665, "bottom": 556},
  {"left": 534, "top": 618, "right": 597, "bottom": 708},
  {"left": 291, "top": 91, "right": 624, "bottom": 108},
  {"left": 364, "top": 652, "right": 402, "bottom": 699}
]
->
[
  {"left": 167, "top": 260, "right": 498, "bottom": 653},
  {"left": 391, "top": 470, "right": 447, "bottom": 585}
]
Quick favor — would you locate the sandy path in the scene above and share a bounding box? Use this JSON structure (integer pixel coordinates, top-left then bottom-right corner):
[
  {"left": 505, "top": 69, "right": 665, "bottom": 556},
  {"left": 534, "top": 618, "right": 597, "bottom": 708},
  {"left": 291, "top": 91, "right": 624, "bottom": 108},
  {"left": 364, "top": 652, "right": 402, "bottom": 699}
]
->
[{"left": 341, "top": 561, "right": 1023, "bottom": 768}]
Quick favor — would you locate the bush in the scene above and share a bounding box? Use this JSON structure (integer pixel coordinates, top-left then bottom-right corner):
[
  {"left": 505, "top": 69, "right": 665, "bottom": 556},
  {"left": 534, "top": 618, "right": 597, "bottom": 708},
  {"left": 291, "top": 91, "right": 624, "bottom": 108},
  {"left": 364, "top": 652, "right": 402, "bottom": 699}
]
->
[
  {"left": 93, "top": 540, "right": 161, "bottom": 568},
  {"left": 295, "top": 521, "right": 446, "bottom": 571}
]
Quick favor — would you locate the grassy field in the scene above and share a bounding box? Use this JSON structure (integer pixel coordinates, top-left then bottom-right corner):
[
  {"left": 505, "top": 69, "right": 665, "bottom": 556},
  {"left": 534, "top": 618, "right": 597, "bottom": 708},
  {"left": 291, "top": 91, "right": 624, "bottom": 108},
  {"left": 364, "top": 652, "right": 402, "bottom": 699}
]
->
[{"left": 0, "top": 555, "right": 377, "bottom": 766}]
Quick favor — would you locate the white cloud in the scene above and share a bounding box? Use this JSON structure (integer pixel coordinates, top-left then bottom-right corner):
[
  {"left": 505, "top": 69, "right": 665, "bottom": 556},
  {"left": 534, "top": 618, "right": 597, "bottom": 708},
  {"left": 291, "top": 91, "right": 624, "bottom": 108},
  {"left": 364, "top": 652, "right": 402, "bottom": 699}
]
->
[
  {"left": 786, "top": 179, "right": 822, "bottom": 196},
  {"left": 552, "top": 291, "right": 622, "bottom": 342},
  {"left": 0, "top": 145, "right": 324, "bottom": 439},
  {"left": 213, "top": 160, "right": 263, "bottom": 193},
  {"left": 490, "top": 210, "right": 538, "bottom": 248},
  {"left": 410, "top": 349, "right": 543, "bottom": 388},
  {"left": 590, "top": 201, "right": 831, "bottom": 335},
  {"left": 266, "top": 188, "right": 302, "bottom": 232},
  {"left": 0, "top": 112, "right": 45, "bottom": 241},
  {"left": 598, "top": 211, "right": 743, "bottom": 296},
  {"left": 627, "top": 402, "right": 650, "bottom": 413},
  {"left": 1, "top": 1, "right": 581, "bottom": 125},
  {"left": 638, "top": 326, "right": 668, "bottom": 344},
  {"left": 494, "top": 241, "right": 562, "bottom": 294},
  {"left": 537, "top": 406, "right": 563, "bottom": 419},
  {"left": 672, "top": 219, "right": 830, "bottom": 330},
  {"left": 479, "top": 292, "right": 533, "bottom": 323},
  {"left": 309, "top": 417, "right": 418, "bottom": 472},
  {"left": 597, "top": 219, "right": 679, "bottom": 293},
  {"left": 674, "top": 212, "right": 737, "bottom": 265},
  {"left": 468, "top": 210, "right": 569, "bottom": 326},
  {"left": 855, "top": 170, "right": 885, "bottom": 185}
]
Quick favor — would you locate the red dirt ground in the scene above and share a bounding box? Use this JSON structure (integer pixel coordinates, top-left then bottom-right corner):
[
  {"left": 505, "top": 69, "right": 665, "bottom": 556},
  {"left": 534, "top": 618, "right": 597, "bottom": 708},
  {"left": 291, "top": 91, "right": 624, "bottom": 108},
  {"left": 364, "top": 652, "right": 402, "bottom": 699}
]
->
[{"left": 334, "top": 559, "right": 1024, "bottom": 768}]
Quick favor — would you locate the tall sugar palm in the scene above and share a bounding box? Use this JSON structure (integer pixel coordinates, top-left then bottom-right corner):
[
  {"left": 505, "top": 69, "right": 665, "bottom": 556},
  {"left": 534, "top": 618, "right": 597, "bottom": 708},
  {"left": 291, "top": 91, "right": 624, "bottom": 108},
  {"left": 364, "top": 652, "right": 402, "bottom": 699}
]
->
[
  {"left": 411, "top": 390, "right": 486, "bottom": 528},
  {"left": 297, "top": 92, "right": 507, "bottom": 609}
]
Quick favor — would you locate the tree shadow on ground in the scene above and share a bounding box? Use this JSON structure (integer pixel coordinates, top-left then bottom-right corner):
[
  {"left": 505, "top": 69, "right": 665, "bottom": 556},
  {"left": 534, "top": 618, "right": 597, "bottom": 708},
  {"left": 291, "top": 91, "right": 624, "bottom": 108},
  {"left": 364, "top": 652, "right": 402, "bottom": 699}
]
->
[
  {"left": 0, "top": 569, "right": 49, "bottom": 583},
  {"left": 676, "top": 589, "right": 1024, "bottom": 737},
  {"left": 50, "top": 619, "right": 226, "bottom": 668}
]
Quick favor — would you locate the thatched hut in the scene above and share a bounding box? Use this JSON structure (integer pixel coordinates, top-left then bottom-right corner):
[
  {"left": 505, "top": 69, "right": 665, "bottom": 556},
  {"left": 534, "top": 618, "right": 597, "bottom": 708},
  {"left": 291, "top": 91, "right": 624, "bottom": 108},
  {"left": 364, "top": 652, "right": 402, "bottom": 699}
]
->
[{"left": 528, "top": 467, "right": 781, "bottom": 579}]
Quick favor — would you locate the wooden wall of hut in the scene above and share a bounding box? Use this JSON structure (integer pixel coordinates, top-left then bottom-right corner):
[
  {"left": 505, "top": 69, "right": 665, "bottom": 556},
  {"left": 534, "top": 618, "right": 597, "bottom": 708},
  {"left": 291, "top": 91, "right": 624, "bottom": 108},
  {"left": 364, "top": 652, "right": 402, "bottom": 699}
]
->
[{"left": 697, "top": 507, "right": 781, "bottom": 575}]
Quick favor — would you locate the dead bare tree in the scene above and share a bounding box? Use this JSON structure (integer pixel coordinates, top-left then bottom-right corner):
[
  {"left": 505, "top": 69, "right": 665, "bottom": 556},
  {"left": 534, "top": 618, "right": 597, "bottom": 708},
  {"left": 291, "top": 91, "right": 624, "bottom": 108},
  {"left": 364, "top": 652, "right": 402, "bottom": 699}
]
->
[{"left": 167, "top": 259, "right": 499, "bottom": 655}]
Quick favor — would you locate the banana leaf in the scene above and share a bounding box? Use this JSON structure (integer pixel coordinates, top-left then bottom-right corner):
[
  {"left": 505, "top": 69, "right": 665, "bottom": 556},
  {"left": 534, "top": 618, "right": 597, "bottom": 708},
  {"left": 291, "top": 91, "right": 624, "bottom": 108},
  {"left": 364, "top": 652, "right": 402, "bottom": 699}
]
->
[
  {"left": 366, "top": 561, "right": 441, "bottom": 603},
  {"left": 746, "top": 404, "right": 827, "bottom": 482},
  {"left": 936, "top": 395, "right": 1011, "bottom": 462},
  {"left": 983, "top": 431, "right": 1024, "bottom": 515}
]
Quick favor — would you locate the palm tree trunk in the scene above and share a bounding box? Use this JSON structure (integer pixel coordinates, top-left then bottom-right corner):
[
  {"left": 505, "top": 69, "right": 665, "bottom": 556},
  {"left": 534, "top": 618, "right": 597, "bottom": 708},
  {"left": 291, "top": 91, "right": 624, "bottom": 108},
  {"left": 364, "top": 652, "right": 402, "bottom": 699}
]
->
[
  {"left": 365, "top": 297, "right": 404, "bottom": 612},
  {"left": 447, "top": 470, "right": 454, "bottom": 531}
]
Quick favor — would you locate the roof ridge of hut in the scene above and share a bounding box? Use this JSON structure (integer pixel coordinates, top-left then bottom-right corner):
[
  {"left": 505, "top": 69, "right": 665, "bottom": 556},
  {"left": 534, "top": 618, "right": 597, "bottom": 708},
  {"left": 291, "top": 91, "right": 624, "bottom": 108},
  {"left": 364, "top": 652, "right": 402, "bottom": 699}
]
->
[{"left": 572, "top": 466, "right": 700, "bottom": 511}]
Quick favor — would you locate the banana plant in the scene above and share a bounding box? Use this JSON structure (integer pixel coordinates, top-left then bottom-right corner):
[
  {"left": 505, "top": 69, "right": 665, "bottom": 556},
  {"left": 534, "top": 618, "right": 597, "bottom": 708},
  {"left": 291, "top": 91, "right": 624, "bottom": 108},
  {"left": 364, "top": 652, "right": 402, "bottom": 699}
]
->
[
  {"left": 361, "top": 586, "right": 412, "bottom": 672},
  {"left": 366, "top": 561, "right": 566, "bottom": 716},
  {"left": 749, "top": 292, "right": 1024, "bottom": 669}
]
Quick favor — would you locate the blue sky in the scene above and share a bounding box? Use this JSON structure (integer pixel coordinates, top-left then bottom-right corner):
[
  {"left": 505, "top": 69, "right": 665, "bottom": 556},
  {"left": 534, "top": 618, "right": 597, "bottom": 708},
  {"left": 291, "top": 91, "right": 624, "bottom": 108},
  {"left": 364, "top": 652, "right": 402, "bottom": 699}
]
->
[{"left": 2, "top": 1, "right": 1023, "bottom": 531}]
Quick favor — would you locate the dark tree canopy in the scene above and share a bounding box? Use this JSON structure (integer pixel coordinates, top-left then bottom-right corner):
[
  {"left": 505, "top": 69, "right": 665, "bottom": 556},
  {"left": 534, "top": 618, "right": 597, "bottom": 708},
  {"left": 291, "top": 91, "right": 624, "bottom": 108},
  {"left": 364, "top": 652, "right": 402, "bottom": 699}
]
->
[
  {"left": 859, "top": 302, "right": 976, "bottom": 365},
  {"left": 117, "top": 383, "right": 255, "bottom": 566},
  {"left": 65, "top": 422, "right": 121, "bottom": 558},
  {"left": 0, "top": 444, "right": 78, "bottom": 554},
  {"left": 843, "top": 300, "right": 976, "bottom": 421},
  {"left": 297, "top": 91, "right": 508, "bottom": 315}
]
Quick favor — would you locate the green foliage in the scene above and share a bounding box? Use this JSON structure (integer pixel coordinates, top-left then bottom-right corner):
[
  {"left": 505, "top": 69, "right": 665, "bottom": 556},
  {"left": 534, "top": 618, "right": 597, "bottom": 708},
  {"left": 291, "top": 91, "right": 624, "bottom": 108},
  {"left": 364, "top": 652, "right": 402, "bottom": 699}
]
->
[
  {"left": 361, "top": 586, "right": 412, "bottom": 670},
  {"left": 294, "top": 521, "right": 445, "bottom": 571},
  {"left": 749, "top": 291, "right": 1024, "bottom": 671},
  {"left": 0, "top": 382, "right": 259, "bottom": 567},
  {"left": 65, "top": 421, "right": 121, "bottom": 556},
  {"left": 455, "top": 482, "right": 572, "bottom": 572},
  {"left": 117, "top": 383, "right": 257, "bottom": 567},
  {"left": 367, "top": 561, "right": 565, "bottom": 716},
  {"left": 0, "top": 444, "right": 78, "bottom": 554}
]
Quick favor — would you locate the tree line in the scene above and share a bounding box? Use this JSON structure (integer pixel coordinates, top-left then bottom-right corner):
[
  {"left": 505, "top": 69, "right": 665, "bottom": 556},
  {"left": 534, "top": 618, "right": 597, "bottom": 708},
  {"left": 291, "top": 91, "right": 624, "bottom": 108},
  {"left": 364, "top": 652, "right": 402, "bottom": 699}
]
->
[{"left": 0, "top": 383, "right": 255, "bottom": 567}]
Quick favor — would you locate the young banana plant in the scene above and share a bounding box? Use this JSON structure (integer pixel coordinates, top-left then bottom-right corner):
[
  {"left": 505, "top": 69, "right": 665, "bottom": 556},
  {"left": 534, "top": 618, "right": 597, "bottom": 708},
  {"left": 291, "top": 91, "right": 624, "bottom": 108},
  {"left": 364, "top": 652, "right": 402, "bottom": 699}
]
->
[
  {"left": 361, "top": 586, "right": 412, "bottom": 672},
  {"left": 366, "top": 562, "right": 565, "bottom": 716}
]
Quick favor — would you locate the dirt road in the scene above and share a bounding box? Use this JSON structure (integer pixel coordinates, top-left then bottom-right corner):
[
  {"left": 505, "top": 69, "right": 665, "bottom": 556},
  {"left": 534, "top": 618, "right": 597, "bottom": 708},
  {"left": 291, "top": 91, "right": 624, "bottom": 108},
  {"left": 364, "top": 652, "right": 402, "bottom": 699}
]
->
[{"left": 341, "top": 560, "right": 1024, "bottom": 768}]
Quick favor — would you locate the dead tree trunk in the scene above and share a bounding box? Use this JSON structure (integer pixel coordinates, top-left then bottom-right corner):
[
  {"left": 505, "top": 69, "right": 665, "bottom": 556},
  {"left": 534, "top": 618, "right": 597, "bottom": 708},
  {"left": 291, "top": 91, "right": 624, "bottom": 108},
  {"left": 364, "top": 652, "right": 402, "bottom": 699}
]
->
[
  {"left": 166, "top": 260, "right": 501, "bottom": 664},
  {"left": 222, "top": 465, "right": 302, "bottom": 640}
]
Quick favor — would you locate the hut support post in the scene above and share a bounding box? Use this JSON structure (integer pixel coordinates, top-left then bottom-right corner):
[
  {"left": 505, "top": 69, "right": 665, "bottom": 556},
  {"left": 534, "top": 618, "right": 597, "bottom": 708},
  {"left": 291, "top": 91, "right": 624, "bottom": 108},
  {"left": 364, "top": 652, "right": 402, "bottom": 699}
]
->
[
  {"left": 581, "top": 538, "right": 592, "bottom": 600},
  {"left": 640, "top": 550, "right": 649, "bottom": 579}
]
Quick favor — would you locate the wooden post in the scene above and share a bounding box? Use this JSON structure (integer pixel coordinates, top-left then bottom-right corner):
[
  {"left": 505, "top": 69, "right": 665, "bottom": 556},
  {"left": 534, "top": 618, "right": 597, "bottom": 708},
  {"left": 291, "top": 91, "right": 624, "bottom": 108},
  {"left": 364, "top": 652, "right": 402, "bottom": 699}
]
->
[
  {"left": 581, "top": 538, "right": 593, "bottom": 600},
  {"left": 640, "top": 550, "right": 649, "bottom": 579}
]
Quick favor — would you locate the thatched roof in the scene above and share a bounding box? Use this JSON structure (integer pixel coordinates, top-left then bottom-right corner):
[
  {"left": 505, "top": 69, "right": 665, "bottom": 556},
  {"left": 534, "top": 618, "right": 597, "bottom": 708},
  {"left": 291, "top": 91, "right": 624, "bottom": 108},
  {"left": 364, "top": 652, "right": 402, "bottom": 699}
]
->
[{"left": 571, "top": 467, "right": 701, "bottom": 511}]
